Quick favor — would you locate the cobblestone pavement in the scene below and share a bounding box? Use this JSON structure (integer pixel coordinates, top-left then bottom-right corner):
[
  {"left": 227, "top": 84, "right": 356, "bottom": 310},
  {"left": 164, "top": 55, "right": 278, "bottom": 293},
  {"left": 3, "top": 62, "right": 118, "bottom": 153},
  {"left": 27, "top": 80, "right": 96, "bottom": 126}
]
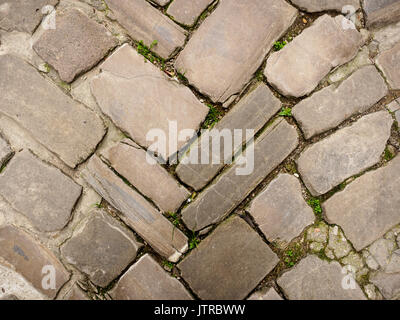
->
[{"left": 0, "top": 0, "right": 399, "bottom": 300}]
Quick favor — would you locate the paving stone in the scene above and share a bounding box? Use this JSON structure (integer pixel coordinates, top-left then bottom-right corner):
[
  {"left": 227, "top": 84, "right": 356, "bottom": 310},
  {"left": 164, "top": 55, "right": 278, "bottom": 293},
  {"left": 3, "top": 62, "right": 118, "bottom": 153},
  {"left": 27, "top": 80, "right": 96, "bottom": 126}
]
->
[
  {"left": 182, "top": 119, "right": 299, "bottom": 231},
  {"left": 33, "top": 8, "right": 117, "bottom": 83},
  {"left": 249, "top": 174, "right": 315, "bottom": 243},
  {"left": 0, "top": 136, "right": 12, "bottom": 167},
  {"left": 0, "top": 0, "right": 58, "bottom": 33},
  {"left": 277, "top": 255, "right": 366, "bottom": 300},
  {"left": 176, "top": 84, "right": 281, "bottom": 191},
  {"left": 386, "top": 250, "right": 400, "bottom": 273},
  {"left": 248, "top": 287, "right": 283, "bottom": 300},
  {"left": 396, "top": 111, "right": 400, "bottom": 126},
  {"left": 110, "top": 254, "right": 192, "bottom": 300},
  {"left": 387, "top": 99, "right": 400, "bottom": 112},
  {"left": 306, "top": 222, "right": 329, "bottom": 244},
  {"left": 0, "top": 226, "right": 69, "bottom": 298},
  {"left": 326, "top": 226, "right": 352, "bottom": 259},
  {"left": 175, "top": 0, "right": 297, "bottom": 103},
  {"left": 105, "top": 0, "right": 186, "bottom": 58},
  {"left": 371, "top": 20, "right": 400, "bottom": 52},
  {"left": 324, "top": 155, "right": 400, "bottom": 251},
  {"left": 91, "top": 44, "right": 208, "bottom": 159},
  {"left": 167, "top": 0, "right": 214, "bottom": 26},
  {"left": 62, "top": 284, "right": 89, "bottom": 300},
  {"left": 369, "top": 238, "right": 396, "bottom": 269},
  {"left": 362, "top": 0, "right": 400, "bottom": 28},
  {"left": 82, "top": 155, "right": 188, "bottom": 262},
  {"left": 370, "top": 271, "right": 400, "bottom": 299},
  {"left": 150, "top": 0, "right": 170, "bottom": 6},
  {"left": 0, "top": 150, "right": 82, "bottom": 232},
  {"left": 178, "top": 216, "right": 279, "bottom": 300},
  {"left": 376, "top": 42, "right": 400, "bottom": 89},
  {"left": 0, "top": 294, "right": 18, "bottom": 300},
  {"left": 291, "top": 0, "right": 360, "bottom": 12},
  {"left": 297, "top": 111, "right": 393, "bottom": 196},
  {"left": 265, "top": 15, "right": 363, "bottom": 98},
  {"left": 0, "top": 54, "right": 105, "bottom": 168},
  {"left": 293, "top": 66, "right": 388, "bottom": 139}
]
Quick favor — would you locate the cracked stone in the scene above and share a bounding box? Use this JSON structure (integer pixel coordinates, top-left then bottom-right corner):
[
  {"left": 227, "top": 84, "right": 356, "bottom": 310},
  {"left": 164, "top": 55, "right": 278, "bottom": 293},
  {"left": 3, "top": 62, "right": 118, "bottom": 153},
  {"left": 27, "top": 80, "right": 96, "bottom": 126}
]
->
[
  {"left": 0, "top": 136, "right": 12, "bottom": 167},
  {"left": 167, "top": 0, "right": 214, "bottom": 26},
  {"left": 364, "top": 284, "right": 381, "bottom": 300},
  {"left": 363, "top": 250, "right": 380, "bottom": 270},
  {"left": 369, "top": 238, "right": 396, "bottom": 269},
  {"left": 307, "top": 222, "right": 329, "bottom": 243},
  {"left": 290, "top": 0, "right": 360, "bottom": 12},
  {"left": 62, "top": 284, "right": 89, "bottom": 300},
  {"left": 362, "top": 0, "right": 400, "bottom": 28},
  {"left": 386, "top": 249, "right": 400, "bottom": 273},
  {"left": 327, "top": 226, "right": 352, "bottom": 259},
  {"left": 341, "top": 252, "right": 365, "bottom": 272},
  {"left": 376, "top": 42, "right": 400, "bottom": 90},
  {"left": 370, "top": 271, "right": 400, "bottom": 299},
  {"left": 372, "top": 21, "right": 400, "bottom": 53},
  {"left": 310, "top": 242, "right": 325, "bottom": 253},
  {"left": 248, "top": 287, "right": 283, "bottom": 300},
  {"left": 388, "top": 99, "right": 400, "bottom": 112}
]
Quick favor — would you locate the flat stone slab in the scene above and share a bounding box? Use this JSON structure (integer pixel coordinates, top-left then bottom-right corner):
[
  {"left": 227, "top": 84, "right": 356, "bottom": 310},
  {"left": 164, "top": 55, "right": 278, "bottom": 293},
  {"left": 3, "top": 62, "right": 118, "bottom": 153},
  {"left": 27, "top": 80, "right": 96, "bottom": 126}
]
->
[
  {"left": 370, "top": 271, "right": 400, "bottom": 299},
  {"left": 249, "top": 174, "right": 315, "bottom": 244},
  {"left": 106, "top": 0, "right": 186, "bottom": 58},
  {"left": 91, "top": 44, "right": 208, "bottom": 159},
  {"left": 297, "top": 111, "right": 393, "bottom": 196},
  {"left": 0, "top": 54, "right": 105, "bottom": 168},
  {"left": 0, "top": 226, "right": 69, "bottom": 298},
  {"left": 291, "top": 0, "right": 360, "bottom": 12},
  {"left": 277, "top": 255, "right": 366, "bottom": 300},
  {"left": 110, "top": 254, "right": 192, "bottom": 300},
  {"left": 363, "top": 0, "right": 400, "bottom": 28},
  {"left": 293, "top": 66, "right": 388, "bottom": 139},
  {"left": 61, "top": 209, "right": 141, "bottom": 287},
  {"left": 324, "top": 155, "right": 400, "bottom": 251},
  {"left": 265, "top": 14, "right": 363, "bottom": 98},
  {"left": 33, "top": 8, "right": 117, "bottom": 83},
  {"left": 178, "top": 216, "right": 279, "bottom": 300},
  {"left": 176, "top": 84, "right": 281, "bottom": 191},
  {"left": 376, "top": 42, "right": 400, "bottom": 90},
  {"left": 0, "top": 0, "right": 58, "bottom": 33},
  {"left": 0, "top": 136, "right": 12, "bottom": 167},
  {"left": 248, "top": 287, "right": 283, "bottom": 300},
  {"left": 0, "top": 150, "right": 82, "bottom": 232},
  {"left": 82, "top": 155, "right": 188, "bottom": 262},
  {"left": 62, "top": 284, "right": 89, "bottom": 300},
  {"left": 167, "top": 0, "right": 214, "bottom": 26},
  {"left": 182, "top": 119, "right": 299, "bottom": 231},
  {"left": 175, "top": 0, "right": 297, "bottom": 103}
]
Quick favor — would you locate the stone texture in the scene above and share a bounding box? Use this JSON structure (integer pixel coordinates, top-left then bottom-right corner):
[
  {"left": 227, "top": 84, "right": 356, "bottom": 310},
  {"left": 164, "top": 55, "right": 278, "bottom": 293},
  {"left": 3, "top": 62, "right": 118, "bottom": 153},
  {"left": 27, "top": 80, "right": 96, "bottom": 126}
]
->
[
  {"left": 0, "top": 54, "right": 105, "bottom": 168},
  {"left": 376, "top": 42, "right": 400, "bottom": 89},
  {"left": 150, "top": 0, "right": 169, "bottom": 6},
  {"left": 0, "top": 150, "right": 82, "bottom": 232},
  {"left": 369, "top": 238, "right": 396, "bottom": 269},
  {"left": 62, "top": 285, "right": 89, "bottom": 300},
  {"left": 110, "top": 254, "right": 192, "bottom": 300},
  {"left": 102, "top": 139, "right": 189, "bottom": 213},
  {"left": 370, "top": 271, "right": 400, "bottom": 299},
  {"left": 175, "top": 0, "right": 297, "bottom": 103},
  {"left": 277, "top": 255, "right": 366, "bottom": 300},
  {"left": 0, "top": 226, "right": 69, "bottom": 298},
  {"left": 292, "top": 0, "right": 360, "bottom": 12},
  {"left": 249, "top": 174, "right": 315, "bottom": 243},
  {"left": 297, "top": 111, "right": 393, "bottom": 196},
  {"left": 91, "top": 44, "right": 208, "bottom": 159},
  {"left": 176, "top": 84, "right": 281, "bottom": 191},
  {"left": 293, "top": 66, "right": 388, "bottom": 139},
  {"left": 167, "top": 0, "right": 214, "bottom": 26},
  {"left": 396, "top": 111, "right": 400, "bottom": 126},
  {"left": 33, "top": 8, "right": 117, "bottom": 83},
  {"left": 182, "top": 119, "right": 299, "bottom": 231},
  {"left": 363, "top": 0, "right": 400, "bottom": 28},
  {"left": 371, "top": 20, "right": 400, "bottom": 52},
  {"left": 105, "top": 0, "right": 186, "bottom": 58},
  {"left": 248, "top": 287, "right": 283, "bottom": 300},
  {"left": 326, "top": 226, "right": 352, "bottom": 259},
  {"left": 0, "top": 136, "right": 12, "bottom": 167},
  {"left": 82, "top": 155, "right": 188, "bottom": 262},
  {"left": 388, "top": 99, "right": 400, "bottom": 112},
  {"left": 178, "top": 216, "right": 279, "bottom": 300},
  {"left": 265, "top": 15, "right": 363, "bottom": 98},
  {"left": 324, "top": 155, "right": 400, "bottom": 251}
]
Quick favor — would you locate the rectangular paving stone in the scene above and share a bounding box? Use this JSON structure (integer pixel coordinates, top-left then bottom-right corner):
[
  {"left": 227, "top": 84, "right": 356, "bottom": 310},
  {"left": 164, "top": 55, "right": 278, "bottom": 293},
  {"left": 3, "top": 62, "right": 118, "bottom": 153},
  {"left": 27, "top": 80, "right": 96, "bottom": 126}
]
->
[
  {"left": 0, "top": 150, "right": 82, "bottom": 232},
  {"left": 102, "top": 139, "right": 190, "bottom": 213},
  {"left": 363, "top": 0, "right": 400, "bottom": 28},
  {"left": 376, "top": 41, "right": 400, "bottom": 90},
  {"left": 176, "top": 84, "right": 281, "bottom": 191},
  {"left": 178, "top": 216, "right": 279, "bottom": 300},
  {"left": 0, "top": 226, "right": 70, "bottom": 299},
  {"left": 82, "top": 155, "right": 188, "bottom": 262},
  {"left": 265, "top": 14, "right": 363, "bottom": 98},
  {"left": 175, "top": 0, "right": 297, "bottom": 103},
  {"left": 105, "top": 0, "right": 186, "bottom": 58},
  {"left": 91, "top": 44, "right": 208, "bottom": 160},
  {"left": 110, "top": 254, "right": 192, "bottom": 300},
  {"left": 182, "top": 119, "right": 299, "bottom": 231},
  {"left": 0, "top": 54, "right": 106, "bottom": 168},
  {"left": 167, "top": 0, "right": 214, "bottom": 26},
  {"left": 291, "top": 0, "right": 360, "bottom": 12},
  {"left": 293, "top": 66, "right": 388, "bottom": 139},
  {"left": 324, "top": 155, "right": 400, "bottom": 251},
  {"left": 0, "top": 136, "right": 12, "bottom": 167}
]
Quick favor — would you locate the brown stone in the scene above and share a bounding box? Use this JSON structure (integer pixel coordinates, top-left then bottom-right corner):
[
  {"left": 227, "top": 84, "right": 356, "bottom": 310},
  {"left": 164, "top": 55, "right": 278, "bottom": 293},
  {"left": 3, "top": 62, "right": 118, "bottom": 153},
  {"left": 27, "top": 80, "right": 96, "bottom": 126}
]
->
[
  {"left": 376, "top": 42, "right": 400, "bottom": 90},
  {"left": 167, "top": 0, "right": 214, "bottom": 26}
]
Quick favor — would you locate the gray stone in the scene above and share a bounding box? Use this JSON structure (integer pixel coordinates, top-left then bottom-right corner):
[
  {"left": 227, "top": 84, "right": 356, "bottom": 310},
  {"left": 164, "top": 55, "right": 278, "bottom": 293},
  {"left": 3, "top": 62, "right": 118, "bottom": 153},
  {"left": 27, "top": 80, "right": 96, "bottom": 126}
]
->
[
  {"left": 175, "top": 0, "right": 297, "bottom": 103},
  {"left": 376, "top": 42, "right": 400, "bottom": 89},
  {"left": 178, "top": 216, "right": 279, "bottom": 300},
  {"left": 297, "top": 111, "right": 393, "bottom": 196},
  {"left": 0, "top": 150, "right": 82, "bottom": 232},
  {"left": 293, "top": 66, "right": 388, "bottom": 139},
  {"left": 150, "top": 0, "right": 169, "bottom": 6},
  {"left": 369, "top": 238, "right": 396, "bottom": 269},
  {"left": 370, "top": 271, "right": 400, "bottom": 299},
  {"left": 277, "top": 255, "right": 366, "bottom": 300},
  {"left": 248, "top": 287, "right": 283, "bottom": 300},
  {"left": 33, "top": 8, "right": 117, "bottom": 83},
  {"left": 110, "top": 254, "right": 192, "bottom": 300},
  {"left": 307, "top": 222, "right": 329, "bottom": 243},
  {"left": 326, "top": 226, "right": 352, "bottom": 259},
  {"left": 0, "top": 54, "right": 105, "bottom": 168},
  {"left": 167, "top": 0, "right": 214, "bottom": 26},
  {"left": 363, "top": 0, "right": 400, "bottom": 28},
  {"left": 371, "top": 21, "right": 400, "bottom": 52},
  {"left": 176, "top": 84, "right": 281, "bottom": 191},
  {"left": 182, "top": 119, "right": 299, "bottom": 231},
  {"left": 291, "top": 0, "right": 360, "bottom": 12},
  {"left": 387, "top": 99, "right": 400, "bottom": 112},
  {"left": 0, "top": 136, "right": 11, "bottom": 167},
  {"left": 62, "top": 284, "right": 89, "bottom": 300},
  {"left": 265, "top": 15, "right": 363, "bottom": 98},
  {"left": 324, "top": 155, "right": 400, "bottom": 251}
]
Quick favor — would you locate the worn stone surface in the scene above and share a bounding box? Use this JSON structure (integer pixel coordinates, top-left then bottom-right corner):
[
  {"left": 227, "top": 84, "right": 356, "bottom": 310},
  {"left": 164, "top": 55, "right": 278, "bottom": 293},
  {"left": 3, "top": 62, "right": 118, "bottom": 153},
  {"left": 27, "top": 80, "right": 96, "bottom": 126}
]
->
[
  {"left": 0, "top": 54, "right": 105, "bottom": 168},
  {"left": 110, "top": 254, "right": 192, "bottom": 300},
  {"left": 396, "top": 111, "right": 400, "bottom": 126},
  {"left": 179, "top": 216, "right": 279, "bottom": 300},
  {"left": 175, "top": 0, "right": 297, "bottom": 103},
  {"left": 248, "top": 287, "right": 283, "bottom": 300},
  {"left": 0, "top": 136, "right": 11, "bottom": 167},
  {"left": 371, "top": 21, "right": 400, "bottom": 53},
  {"left": 277, "top": 255, "right": 366, "bottom": 300},
  {"left": 376, "top": 42, "right": 400, "bottom": 89},
  {"left": 326, "top": 226, "right": 352, "bottom": 259},
  {"left": 388, "top": 99, "right": 400, "bottom": 112},
  {"left": 265, "top": 15, "right": 363, "bottom": 98},
  {"left": 176, "top": 84, "right": 281, "bottom": 191},
  {"left": 368, "top": 238, "right": 396, "bottom": 270},
  {"left": 291, "top": 0, "right": 360, "bottom": 12},
  {"left": 370, "top": 271, "right": 400, "bottom": 299},
  {"left": 182, "top": 119, "right": 299, "bottom": 231},
  {"left": 62, "top": 284, "right": 89, "bottom": 300},
  {"left": 363, "top": 0, "right": 400, "bottom": 28},
  {"left": 0, "top": 150, "right": 82, "bottom": 232},
  {"left": 249, "top": 174, "right": 315, "bottom": 243},
  {"left": 167, "top": 0, "right": 214, "bottom": 26},
  {"left": 297, "top": 111, "right": 393, "bottom": 196},
  {"left": 293, "top": 66, "right": 388, "bottom": 139},
  {"left": 82, "top": 155, "right": 188, "bottom": 262}
]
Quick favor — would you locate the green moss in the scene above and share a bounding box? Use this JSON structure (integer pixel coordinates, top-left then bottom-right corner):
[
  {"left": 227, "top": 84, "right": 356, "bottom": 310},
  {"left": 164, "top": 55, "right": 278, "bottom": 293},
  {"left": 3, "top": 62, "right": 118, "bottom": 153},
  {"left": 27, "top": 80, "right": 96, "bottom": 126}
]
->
[
  {"left": 273, "top": 40, "right": 287, "bottom": 51},
  {"left": 307, "top": 198, "right": 322, "bottom": 218}
]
